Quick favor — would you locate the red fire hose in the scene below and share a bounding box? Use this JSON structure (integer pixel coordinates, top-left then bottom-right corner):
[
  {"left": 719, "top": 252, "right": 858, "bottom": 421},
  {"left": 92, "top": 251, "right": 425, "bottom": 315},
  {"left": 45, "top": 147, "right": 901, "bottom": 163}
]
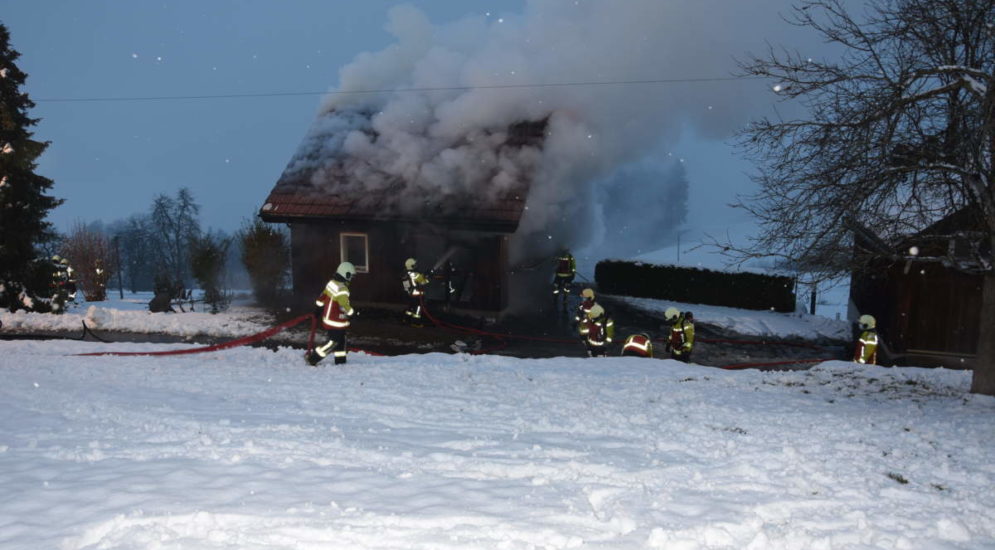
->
[
  {"left": 75, "top": 314, "right": 315, "bottom": 357},
  {"left": 70, "top": 301, "right": 837, "bottom": 370}
]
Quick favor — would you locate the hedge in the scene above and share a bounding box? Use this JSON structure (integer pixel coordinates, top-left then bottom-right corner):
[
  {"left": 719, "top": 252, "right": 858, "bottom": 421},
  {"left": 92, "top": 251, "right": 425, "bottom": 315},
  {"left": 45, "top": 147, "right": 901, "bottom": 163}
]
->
[{"left": 594, "top": 260, "right": 796, "bottom": 312}]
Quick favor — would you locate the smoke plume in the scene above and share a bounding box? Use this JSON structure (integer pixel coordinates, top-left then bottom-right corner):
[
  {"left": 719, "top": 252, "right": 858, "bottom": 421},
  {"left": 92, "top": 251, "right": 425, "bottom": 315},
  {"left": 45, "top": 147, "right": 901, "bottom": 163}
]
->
[{"left": 286, "top": 0, "right": 797, "bottom": 267}]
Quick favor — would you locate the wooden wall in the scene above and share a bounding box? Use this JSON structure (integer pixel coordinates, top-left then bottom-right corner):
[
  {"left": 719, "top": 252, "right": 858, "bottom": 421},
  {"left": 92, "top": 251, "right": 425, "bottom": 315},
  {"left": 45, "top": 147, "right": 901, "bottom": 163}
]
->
[
  {"left": 289, "top": 221, "right": 508, "bottom": 311},
  {"left": 850, "top": 260, "right": 982, "bottom": 366}
]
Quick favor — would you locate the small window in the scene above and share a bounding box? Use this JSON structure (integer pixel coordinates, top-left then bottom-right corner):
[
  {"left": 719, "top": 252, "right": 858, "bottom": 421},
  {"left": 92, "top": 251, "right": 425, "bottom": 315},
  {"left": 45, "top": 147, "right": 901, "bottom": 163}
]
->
[{"left": 340, "top": 233, "right": 369, "bottom": 273}]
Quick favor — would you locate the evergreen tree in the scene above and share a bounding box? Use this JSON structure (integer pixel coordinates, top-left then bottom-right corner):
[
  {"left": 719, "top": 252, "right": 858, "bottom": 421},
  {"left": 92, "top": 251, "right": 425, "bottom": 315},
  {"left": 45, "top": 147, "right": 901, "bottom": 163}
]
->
[
  {"left": 0, "top": 22, "right": 62, "bottom": 312},
  {"left": 239, "top": 217, "right": 289, "bottom": 309}
]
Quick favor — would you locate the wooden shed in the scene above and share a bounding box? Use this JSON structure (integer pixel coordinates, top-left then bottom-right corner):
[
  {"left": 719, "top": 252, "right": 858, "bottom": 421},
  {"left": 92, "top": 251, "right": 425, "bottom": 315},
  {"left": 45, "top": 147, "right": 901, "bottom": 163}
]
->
[
  {"left": 259, "top": 119, "right": 547, "bottom": 313},
  {"left": 849, "top": 209, "right": 987, "bottom": 368}
]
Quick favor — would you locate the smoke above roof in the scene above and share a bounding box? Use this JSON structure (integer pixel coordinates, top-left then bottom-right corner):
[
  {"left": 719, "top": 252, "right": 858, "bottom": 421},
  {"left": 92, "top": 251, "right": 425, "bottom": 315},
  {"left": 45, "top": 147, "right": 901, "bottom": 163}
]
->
[{"left": 284, "top": 0, "right": 794, "bottom": 261}]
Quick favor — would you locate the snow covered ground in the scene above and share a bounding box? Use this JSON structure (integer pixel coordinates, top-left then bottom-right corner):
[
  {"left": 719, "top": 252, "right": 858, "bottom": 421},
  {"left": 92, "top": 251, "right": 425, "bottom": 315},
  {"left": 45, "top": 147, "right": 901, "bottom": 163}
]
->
[
  {"left": 1, "top": 338, "right": 994, "bottom": 549},
  {"left": 0, "top": 288, "right": 851, "bottom": 345},
  {"left": 0, "top": 292, "right": 273, "bottom": 339},
  {"left": 610, "top": 295, "right": 850, "bottom": 342}
]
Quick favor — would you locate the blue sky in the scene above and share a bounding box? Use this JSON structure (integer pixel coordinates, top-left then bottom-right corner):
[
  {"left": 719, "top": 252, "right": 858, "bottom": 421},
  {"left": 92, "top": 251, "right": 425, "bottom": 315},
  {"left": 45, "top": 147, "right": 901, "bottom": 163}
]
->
[{"left": 1, "top": 0, "right": 819, "bottom": 251}]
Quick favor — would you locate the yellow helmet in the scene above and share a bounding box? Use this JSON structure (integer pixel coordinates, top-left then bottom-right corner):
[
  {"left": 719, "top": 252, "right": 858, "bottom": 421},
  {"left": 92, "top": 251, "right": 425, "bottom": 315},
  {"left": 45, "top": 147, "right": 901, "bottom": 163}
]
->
[
  {"left": 664, "top": 307, "right": 680, "bottom": 321},
  {"left": 858, "top": 314, "right": 876, "bottom": 330},
  {"left": 587, "top": 304, "right": 604, "bottom": 319},
  {"left": 405, "top": 258, "right": 417, "bottom": 270},
  {"left": 581, "top": 288, "right": 595, "bottom": 299}
]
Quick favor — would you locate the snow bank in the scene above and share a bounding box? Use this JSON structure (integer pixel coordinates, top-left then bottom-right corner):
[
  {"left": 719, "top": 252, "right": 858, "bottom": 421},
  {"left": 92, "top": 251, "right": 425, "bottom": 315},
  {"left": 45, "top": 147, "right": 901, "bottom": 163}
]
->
[
  {"left": 0, "top": 293, "right": 272, "bottom": 338},
  {"left": 610, "top": 294, "right": 850, "bottom": 341}
]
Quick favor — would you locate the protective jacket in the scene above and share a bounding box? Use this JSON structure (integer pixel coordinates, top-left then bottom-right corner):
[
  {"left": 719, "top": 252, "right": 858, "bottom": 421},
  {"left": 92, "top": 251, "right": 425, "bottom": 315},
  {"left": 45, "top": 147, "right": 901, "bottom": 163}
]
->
[
  {"left": 576, "top": 298, "right": 596, "bottom": 332},
  {"left": 555, "top": 253, "right": 576, "bottom": 278},
  {"left": 668, "top": 314, "right": 695, "bottom": 357},
  {"left": 316, "top": 274, "right": 353, "bottom": 329},
  {"left": 853, "top": 329, "right": 878, "bottom": 364},
  {"left": 403, "top": 269, "right": 430, "bottom": 297},
  {"left": 584, "top": 314, "right": 615, "bottom": 348},
  {"left": 622, "top": 334, "right": 653, "bottom": 357}
]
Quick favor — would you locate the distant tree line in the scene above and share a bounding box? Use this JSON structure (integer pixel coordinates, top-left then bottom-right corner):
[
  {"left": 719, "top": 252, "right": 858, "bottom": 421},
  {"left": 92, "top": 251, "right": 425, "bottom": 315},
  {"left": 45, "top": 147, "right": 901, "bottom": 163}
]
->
[
  {"left": 67, "top": 188, "right": 291, "bottom": 313},
  {"left": 1, "top": 20, "right": 291, "bottom": 315}
]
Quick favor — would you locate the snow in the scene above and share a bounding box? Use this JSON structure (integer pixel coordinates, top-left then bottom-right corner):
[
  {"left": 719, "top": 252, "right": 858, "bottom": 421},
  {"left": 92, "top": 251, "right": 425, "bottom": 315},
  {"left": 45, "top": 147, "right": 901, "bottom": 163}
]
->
[
  {"left": 0, "top": 293, "right": 273, "bottom": 338},
  {"left": 578, "top": 226, "right": 852, "bottom": 324},
  {"left": 964, "top": 75, "right": 988, "bottom": 96},
  {"left": 611, "top": 295, "right": 850, "bottom": 341},
  {"left": 1, "top": 338, "right": 993, "bottom": 549}
]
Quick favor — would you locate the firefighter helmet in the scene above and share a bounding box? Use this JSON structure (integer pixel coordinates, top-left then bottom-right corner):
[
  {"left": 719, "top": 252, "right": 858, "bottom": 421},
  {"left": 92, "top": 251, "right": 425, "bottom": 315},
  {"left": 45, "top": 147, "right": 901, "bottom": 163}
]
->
[
  {"left": 664, "top": 307, "right": 680, "bottom": 321},
  {"left": 337, "top": 262, "right": 356, "bottom": 281},
  {"left": 581, "top": 288, "right": 595, "bottom": 299},
  {"left": 405, "top": 258, "right": 417, "bottom": 270},
  {"left": 858, "top": 314, "right": 876, "bottom": 330},
  {"left": 587, "top": 304, "right": 604, "bottom": 319}
]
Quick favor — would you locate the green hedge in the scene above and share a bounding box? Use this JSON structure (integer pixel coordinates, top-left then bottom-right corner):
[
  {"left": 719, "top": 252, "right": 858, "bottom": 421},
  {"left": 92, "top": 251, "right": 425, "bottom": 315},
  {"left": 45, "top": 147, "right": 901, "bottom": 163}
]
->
[{"left": 595, "top": 260, "right": 796, "bottom": 312}]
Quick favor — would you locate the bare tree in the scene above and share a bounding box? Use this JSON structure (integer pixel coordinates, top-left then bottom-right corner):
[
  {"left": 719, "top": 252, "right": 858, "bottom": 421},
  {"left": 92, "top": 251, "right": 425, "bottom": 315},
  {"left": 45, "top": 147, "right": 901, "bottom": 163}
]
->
[
  {"left": 150, "top": 188, "right": 201, "bottom": 287},
  {"left": 61, "top": 222, "right": 115, "bottom": 302},
  {"left": 110, "top": 214, "right": 157, "bottom": 292},
  {"left": 733, "top": 0, "right": 994, "bottom": 394}
]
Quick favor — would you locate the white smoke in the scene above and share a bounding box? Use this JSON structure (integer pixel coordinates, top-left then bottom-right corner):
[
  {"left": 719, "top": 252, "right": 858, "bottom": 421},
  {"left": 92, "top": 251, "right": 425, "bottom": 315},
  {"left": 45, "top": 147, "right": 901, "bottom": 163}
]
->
[{"left": 287, "top": 0, "right": 799, "bottom": 264}]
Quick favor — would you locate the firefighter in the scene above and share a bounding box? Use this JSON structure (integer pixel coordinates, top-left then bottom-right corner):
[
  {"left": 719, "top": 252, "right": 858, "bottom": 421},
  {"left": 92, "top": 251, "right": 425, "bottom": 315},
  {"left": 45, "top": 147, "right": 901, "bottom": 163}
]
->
[
  {"left": 552, "top": 249, "right": 576, "bottom": 306},
  {"left": 621, "top": 333, "right": 654, "bottom": 358},
  {"left": 583, "top": 303, "right": 615, "bottom": 357},
  {"left": 664, "top": 307, "right": 695, "bottom": 362},
  {"left": 574, "top": 288, "right": 597, "bottom": 337},
  {"left": 853, "top": 314, "right": 878, "bottom": 365},
  {"left": 306, "top": 261, "right": 356, "bottom": 366},
  {"left": 402, "top": 257, "right": 431, "bottom": 325}
]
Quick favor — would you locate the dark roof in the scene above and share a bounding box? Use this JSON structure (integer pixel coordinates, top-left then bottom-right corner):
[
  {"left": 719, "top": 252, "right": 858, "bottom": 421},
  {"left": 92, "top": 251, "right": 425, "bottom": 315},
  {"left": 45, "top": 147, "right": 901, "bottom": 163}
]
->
[
  {"left": 261, "top": 118, "right": 547, "bottom": 233},
  {"left": 260, "top": 189, "right": 528, "bottom": 232}
]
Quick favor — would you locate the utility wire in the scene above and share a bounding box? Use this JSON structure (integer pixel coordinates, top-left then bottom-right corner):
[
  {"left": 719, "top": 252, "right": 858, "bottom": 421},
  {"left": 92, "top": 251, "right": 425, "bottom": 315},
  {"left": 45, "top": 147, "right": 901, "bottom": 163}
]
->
[{"left": 35, "top": 75, "right": 765, "bottom": 103}]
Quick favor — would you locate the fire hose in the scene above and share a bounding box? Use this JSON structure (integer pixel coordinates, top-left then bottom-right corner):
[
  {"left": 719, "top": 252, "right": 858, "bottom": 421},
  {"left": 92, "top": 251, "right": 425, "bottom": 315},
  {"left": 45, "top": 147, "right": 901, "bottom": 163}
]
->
[
  {"left": 73, "top": 313, "right": 314, "bottom": 357},
  {"left": 47, "top": 300, "right": 837, "bottom": 368}
]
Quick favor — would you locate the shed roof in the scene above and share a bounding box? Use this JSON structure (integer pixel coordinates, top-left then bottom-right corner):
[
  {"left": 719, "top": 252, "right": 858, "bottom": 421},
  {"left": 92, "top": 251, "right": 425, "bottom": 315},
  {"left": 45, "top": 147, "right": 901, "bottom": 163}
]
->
[{"left": 260, "top": 118, "right": 546, "bottom": 233}]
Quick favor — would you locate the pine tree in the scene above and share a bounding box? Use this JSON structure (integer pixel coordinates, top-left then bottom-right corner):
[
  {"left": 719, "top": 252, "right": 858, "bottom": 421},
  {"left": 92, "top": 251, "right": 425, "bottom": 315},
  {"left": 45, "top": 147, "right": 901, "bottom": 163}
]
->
[{"left": 0, "top": 22, "right": 62, "bottom": 312}]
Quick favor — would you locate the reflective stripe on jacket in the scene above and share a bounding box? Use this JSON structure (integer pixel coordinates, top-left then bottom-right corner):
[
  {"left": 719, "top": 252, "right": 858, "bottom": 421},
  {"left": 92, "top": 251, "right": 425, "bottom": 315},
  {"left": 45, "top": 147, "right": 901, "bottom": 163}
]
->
[
  {"left": 555, "top": 255, "right": 576, "bottom": 277},
  {"left": 316, "top": 278, "right": 353, "bottom": 329},
  {"left": 854, "top": 330, "right": 878, "bottom": 364},
  {"left": 585, "top": 316, "right": 615, "bottom": 347},
  {"left": 404, "top": 270, "right": 429, "bottom": 297},
  {"left": 622, "top": 334, "right": 653, "bottom": 357},
  {"left": 575, "top": 299, "right": 595, "bottom": 324},
  {"left": 669, "top": 317, "right": 695, "bottom": 354}
]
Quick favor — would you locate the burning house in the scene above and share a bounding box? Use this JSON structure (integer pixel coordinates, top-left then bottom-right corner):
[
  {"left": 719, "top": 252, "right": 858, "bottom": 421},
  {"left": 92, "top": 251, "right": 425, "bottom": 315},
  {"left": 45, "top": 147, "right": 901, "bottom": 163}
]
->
[{"left": 259, "top": 112, "right": 548, "bottom": 313}]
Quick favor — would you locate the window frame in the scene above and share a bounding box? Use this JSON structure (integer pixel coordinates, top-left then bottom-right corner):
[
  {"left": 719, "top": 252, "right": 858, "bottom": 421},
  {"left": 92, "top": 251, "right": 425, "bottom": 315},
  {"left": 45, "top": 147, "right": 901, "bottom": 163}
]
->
[{"left": 340, "top": 232, "right": 370, "bottom": 273}]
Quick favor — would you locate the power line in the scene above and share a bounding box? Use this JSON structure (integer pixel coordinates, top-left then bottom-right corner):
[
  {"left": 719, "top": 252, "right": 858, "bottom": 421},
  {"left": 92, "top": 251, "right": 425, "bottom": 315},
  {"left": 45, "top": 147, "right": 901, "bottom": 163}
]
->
[{"left": 35, "top": 75, "right": 765, "bottom": 103}]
